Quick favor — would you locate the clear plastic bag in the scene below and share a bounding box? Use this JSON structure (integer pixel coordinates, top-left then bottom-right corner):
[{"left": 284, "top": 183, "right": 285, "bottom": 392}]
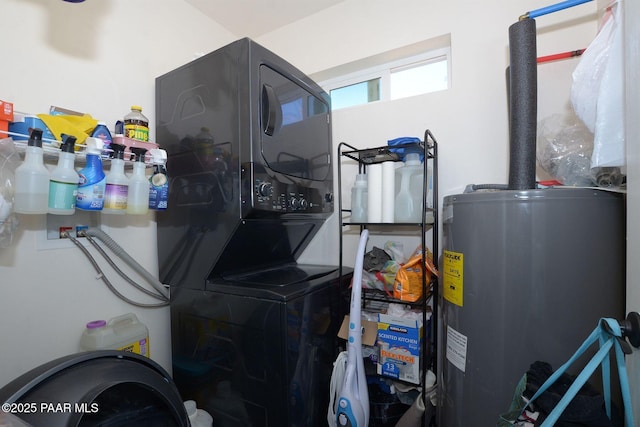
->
[
  {"left": 361, "top": 241, "right": 405, "bottom": 295},
  {"left": 536, "top": 113, "right": 595, "bottom": 187},
  {"left": 570, "top": 0, "right": 624, "bottom": 168},
  {"left": 537, "top": 112, "right": 625, "bottom": 188},
  {"left": 0, "top": 137, "right": 21, "bottom": 247}
]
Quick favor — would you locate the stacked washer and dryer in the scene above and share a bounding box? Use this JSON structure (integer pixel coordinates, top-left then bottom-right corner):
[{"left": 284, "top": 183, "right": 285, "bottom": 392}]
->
[{"left": 155, "top": 38, "right": 350, "bottom": 426}]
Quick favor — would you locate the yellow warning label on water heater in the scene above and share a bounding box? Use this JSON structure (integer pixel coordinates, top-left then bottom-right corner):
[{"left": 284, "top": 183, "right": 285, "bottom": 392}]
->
[{"left": 443, "top": 250, "right": 464, "bottom": 307}]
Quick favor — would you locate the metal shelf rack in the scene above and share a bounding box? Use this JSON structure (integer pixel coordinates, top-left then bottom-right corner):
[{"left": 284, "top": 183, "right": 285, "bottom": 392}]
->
[{"left": 337, "top": 129, "right": 439, "bottom": 426}]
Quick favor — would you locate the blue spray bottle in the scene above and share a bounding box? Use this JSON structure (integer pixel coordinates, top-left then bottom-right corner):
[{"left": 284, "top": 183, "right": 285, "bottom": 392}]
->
[{"left": 76, "top": 137, "right": 106, "bottom": 211}]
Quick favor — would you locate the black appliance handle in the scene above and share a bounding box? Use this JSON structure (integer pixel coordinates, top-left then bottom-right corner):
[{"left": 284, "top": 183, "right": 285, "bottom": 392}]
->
[{"left": 262, "top": 84, "right": 278, "bottom": 136}]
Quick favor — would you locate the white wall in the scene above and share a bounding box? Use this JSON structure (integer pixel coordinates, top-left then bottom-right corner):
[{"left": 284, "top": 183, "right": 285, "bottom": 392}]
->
[{"left": 0, "top": 0, "right": 236, "bottom": 386}]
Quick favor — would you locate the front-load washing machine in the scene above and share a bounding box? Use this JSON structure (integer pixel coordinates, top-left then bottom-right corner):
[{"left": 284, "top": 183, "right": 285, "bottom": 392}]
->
[{"left": 0, "top": 350, "right": 190, "bottom": 427}]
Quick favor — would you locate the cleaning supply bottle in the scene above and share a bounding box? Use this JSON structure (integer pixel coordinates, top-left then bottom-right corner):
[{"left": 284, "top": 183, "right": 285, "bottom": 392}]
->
[
  {"left": 48, "top": 135, "right": 79, "bottom": 215},
  {"left": 79, "top": 313, "right": 150, "bottom": 357},
  {"left": 127, "top": 148, "right": 149, "bottom": 215},
  {"left": 350, "top": 173, "right": 368, "bottom": 223},
  {"left": 14, "top": 128, "right": 50, "bottom": 214},
  {"left": 76, "top": 137, "right": 106, "bottom": 211},
  {"left": 91, "top": 121, "right": 113, "bottom": 157},
  {"left": 148, "top": 148, "right": 169, "bottom": 211},
  {"left": 103, "top": 143, "right": 128, "bottom": 214},
  {"left": 184, "top": 400, "right": 213, "bottom": 427},
  {"left": 394, "top": 153, "right": 424, "bottom": 223},
  {"left": 124, "top": 105, "right": 149, "bottom": 142}
]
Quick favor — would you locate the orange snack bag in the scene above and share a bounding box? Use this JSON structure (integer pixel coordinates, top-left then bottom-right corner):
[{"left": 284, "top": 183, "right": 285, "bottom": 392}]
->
[{"left": 393, "top": 247, "right": 438, "bottom": 302}]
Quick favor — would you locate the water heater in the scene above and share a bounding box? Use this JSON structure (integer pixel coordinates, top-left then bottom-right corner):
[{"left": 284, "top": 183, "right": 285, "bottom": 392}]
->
[{"left": 437, "top": 188, "right": 625, "bottom": 427}]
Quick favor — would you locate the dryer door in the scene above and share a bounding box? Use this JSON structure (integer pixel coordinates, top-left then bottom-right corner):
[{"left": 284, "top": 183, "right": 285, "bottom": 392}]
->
[{"left": 0, "top": 351, "right": 190, "bottom": 427}]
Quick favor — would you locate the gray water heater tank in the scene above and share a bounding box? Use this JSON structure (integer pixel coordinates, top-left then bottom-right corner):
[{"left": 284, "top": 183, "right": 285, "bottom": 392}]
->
[{"left": 437, "top": 188, "right": 625, "bottom": 427}]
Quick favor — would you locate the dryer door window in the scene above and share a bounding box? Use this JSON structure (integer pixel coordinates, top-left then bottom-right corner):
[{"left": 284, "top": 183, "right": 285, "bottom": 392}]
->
[{"left": 259, "top": 65, "right": 331, "bottom": 182}]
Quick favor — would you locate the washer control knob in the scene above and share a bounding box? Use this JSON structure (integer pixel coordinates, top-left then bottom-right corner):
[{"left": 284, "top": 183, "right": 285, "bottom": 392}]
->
[{"left": 258, "top": 182, "right": 273, "bottom": 197}]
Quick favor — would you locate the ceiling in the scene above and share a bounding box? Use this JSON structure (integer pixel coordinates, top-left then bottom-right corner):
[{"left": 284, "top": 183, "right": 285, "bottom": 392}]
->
[{"left": 185, "top": 0, "right": 344, "bottom": 38}]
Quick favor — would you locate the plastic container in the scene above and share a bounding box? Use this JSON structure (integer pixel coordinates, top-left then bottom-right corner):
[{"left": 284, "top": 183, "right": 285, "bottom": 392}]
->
[
  {"left": 48, "top": 135, "right": 79, "bottom": 215},
  {"left": 103, "top": 143, "right": 129, "bottom": 214},
  {"left": 394, "top": 153, "right": 424, "bottom": 223},
  {"left": 382, "top": 161, "right": 395, "bottom": 223},
  {"left": 148, "top": 148, "right": 168, "bottom": 211},
  {"left": 124, "top": 106, "right": 149, "bottom": 142},
  {"left": 126, "top": 148, "right": 149, "bottom": 215},
  {"left": 76, "top": 137, "right": 106, "bottom": 211},
  {"left": 91, "top": 121, "right": 113, "bottom": 157},
  {"left": 8, "top": 113, "right": 56, "bottom": 142},
  {"left": 80, "top": 313, "right": 150, "bottom": 357},
  {"left": 14, "top": 128, "right": 50, "bottom": 214},
  {"left": 111, "top": 134, "right": 159, "bottom": 157},
  {"left": 351, "top": 173, "right": 368, "bottom": 222},
  {"left": 184, "top": 400, "right": 213, "bottom": 427}
]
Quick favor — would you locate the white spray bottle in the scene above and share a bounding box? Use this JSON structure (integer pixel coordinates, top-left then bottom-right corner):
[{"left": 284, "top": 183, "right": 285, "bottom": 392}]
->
[
  {"left": 48, "top": 135, "right": 79, "bottom": 215},
  {"left": 126, "top": 148, "right": 149, "bottom": 215},
  {"left": 14, "top": 128, "right": 50, "bottom": 214},
  {"left": 103, "top": 143, "right": 129, "bottom": 214}
]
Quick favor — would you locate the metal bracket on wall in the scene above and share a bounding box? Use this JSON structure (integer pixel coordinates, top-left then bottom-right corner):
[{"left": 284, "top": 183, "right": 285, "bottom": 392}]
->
[{"left": 36, "top": 211, "right": 101, "bottom": 250}]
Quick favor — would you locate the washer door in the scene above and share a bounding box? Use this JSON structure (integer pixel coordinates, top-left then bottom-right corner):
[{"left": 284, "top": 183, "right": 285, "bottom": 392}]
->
[{"left": 0, "top": 351, "right": 189, "bottom": 427}]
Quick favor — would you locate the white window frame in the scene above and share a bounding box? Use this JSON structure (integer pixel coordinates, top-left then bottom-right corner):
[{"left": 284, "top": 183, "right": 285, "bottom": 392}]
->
[{"left": 319, "top": 45, "right": 451, "bottom": 110}]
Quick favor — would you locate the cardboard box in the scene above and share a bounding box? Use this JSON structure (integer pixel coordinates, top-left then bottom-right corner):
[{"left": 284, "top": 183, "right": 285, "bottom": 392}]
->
[
  {"left": 338, "top": 315, "right": 378, "bottom": 347},
  {"left": 377, "top": 313, "right": 423, "bottom": 384},
  {"left": 0, "top": 100, "right": 13, "bottom": 139}
]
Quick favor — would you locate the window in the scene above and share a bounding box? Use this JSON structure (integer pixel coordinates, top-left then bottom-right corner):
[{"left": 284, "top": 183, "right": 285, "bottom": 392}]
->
[
  {"left": 390, "top": 56, "right": 448, "bottom": 100},
  {"left": 314, "top": 36, "right": 451, "bottom": 111},
  {"left": 330, "top": 78, "right": 381, "bottom": 110}
]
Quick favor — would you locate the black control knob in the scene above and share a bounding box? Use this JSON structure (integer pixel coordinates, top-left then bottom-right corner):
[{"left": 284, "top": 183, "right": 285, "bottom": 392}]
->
[
  {"left": 258, "top": 182, "right": 273, "bottom": 197},
  {"left": 290, "top": 197, "right": 300, "bottom": 209},
  {"left": 299, "top": 198, "right": 308, "bottom": 210}
]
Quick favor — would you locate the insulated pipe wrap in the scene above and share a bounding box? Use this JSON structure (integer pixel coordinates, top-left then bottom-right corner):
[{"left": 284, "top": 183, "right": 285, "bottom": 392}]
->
[{"left": 508, "top": 18, "right": 538, "bottom": 190}]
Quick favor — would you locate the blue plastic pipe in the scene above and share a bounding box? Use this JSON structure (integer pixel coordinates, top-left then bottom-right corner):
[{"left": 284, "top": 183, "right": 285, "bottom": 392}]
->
[{"left": 524, "top": 0, "right": 593, "bottom": 19}]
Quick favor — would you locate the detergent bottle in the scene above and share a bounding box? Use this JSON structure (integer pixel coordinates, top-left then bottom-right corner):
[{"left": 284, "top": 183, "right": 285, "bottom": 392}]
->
[
  {"left": 76, "top": 137, "right": 106, "bottom": 211},
  {"left": 148, "top": 148, "right": 169, "bottom": 211},
  {"left": 184, "top": 400, "right": 213, "bottom": 427},
  {"left": 124, "top": 106, "right": 149, "bottom": 142},
  {"left": 80, "top": 313, "right": 150, "bottom": 357},
  {"left": 48, "top": 135, "right": 79, "bottom": 215},
  {"left": 91, "top": 121, "right": 113, "bottom": 157},
  {"left": 350, "top": 174, "right": 367, "bottom": 223},
  {"left": 394, "top": 153, "right": 423, "bottom": 223}
]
